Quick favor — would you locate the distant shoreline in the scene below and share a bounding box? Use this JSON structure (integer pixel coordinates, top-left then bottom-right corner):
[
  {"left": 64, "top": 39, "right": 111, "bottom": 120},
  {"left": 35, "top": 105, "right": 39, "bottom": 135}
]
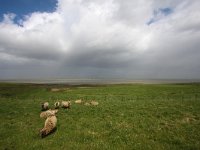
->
[{"left": 0, "top": 79, "right": 200, "bottom": 85}]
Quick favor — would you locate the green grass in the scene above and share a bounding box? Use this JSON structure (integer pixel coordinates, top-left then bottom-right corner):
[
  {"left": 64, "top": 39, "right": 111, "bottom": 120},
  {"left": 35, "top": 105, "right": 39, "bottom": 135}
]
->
[{"left": 0, "top": 83, "right": 200, "bottom": 150}]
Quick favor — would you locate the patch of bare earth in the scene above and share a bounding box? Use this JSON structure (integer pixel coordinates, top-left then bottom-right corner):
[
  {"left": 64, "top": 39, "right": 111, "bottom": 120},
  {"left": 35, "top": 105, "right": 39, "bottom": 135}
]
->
[{"left": 51, "top": 88, "right": 60, "bottom": 92}]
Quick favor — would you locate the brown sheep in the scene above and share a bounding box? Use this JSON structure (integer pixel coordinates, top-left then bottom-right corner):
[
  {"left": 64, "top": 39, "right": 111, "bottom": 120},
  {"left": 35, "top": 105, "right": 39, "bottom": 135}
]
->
[{"left": 40, "top": 115, "right": 57, "bottom": 138}]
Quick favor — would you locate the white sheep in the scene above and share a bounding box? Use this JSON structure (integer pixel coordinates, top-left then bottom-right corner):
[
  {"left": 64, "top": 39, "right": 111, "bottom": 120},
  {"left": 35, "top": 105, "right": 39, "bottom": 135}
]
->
[
  {"left": 41, "top": 102, "right": 49, "bottom": 111},
  {"left": 40, "top": 109, "right": 58, "bottom": 119},
  {"left": 75, "top": 99, "right": 82, "bottom": 104},
  {"left": 54, "top": 102, "right": 60, "bottom": 109},
  {"left": 84, "top": 102, "right": 90, "bottom": 106},
  {"left": 61, "top": 101, "right": 71, "bottom": 109},
  {"left": 90, "top": 101, "right": 99, "bottom": 106}
]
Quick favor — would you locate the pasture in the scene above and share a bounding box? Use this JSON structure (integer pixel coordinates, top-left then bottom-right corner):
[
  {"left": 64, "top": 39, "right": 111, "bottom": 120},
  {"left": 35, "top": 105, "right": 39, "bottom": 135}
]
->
[{"left": 0, "top": 83, "right": 200, "bottom": 149}]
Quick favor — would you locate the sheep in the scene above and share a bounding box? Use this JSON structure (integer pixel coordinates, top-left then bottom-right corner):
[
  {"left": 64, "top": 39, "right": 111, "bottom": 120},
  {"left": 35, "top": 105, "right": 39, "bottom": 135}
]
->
[
  {"left": 41, "top": 102, "right": 49, "bottom": 111},
  {"left": 61, "top": 101, "right": 71, "bottom": 109},
  {"left": 90, "top": 101, "right": 99, "bottom": 106},
  {"left": 40, "top": 109, "right": 58, "bottom": 119},
  {"left": 75, "top": 99, "right": 82, "bottom": 104},
  {"left": 40, "top": 115, "right": 57, "bottom": 138},
  {"left": 84, "top": 102, "right": 90, "bottom": 106},
  {"left": 54, "top": 102, "right": 60, "bottom": 109}
]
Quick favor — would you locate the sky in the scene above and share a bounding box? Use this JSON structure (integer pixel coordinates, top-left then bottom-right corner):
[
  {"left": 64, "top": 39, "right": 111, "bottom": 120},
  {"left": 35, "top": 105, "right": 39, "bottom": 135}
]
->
[{"left": 0, "top": 0, "right": 200, "bottom": 79}]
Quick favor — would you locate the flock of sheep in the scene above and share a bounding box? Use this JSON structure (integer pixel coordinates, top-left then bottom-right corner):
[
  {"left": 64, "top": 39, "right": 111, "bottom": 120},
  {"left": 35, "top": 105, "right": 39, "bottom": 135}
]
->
[{"left": 39, "top": 100, "right": 99, "bottom": 138}]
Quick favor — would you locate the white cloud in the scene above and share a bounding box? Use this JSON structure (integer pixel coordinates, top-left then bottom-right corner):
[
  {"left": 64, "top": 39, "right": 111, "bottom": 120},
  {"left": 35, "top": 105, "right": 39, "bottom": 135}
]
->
[{"left": 0, "top": 0, "right": 200, "bottom": 79}]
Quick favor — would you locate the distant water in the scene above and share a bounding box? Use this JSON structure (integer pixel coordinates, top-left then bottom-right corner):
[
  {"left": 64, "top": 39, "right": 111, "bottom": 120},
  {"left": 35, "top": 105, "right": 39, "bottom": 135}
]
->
[{"left": 0, "top": 79, "right": 200, "bottom": 84}]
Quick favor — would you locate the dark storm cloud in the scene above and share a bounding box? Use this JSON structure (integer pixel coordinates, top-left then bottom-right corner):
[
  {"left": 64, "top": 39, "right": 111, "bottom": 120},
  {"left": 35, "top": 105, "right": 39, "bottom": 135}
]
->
[{"left": 63, "top": 44, "right": 136, "bottom": 68}]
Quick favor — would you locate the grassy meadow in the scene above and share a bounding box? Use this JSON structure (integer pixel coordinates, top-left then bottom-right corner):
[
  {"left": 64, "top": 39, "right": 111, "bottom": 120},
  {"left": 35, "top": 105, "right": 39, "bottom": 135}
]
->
[{"left": 0, "top": 83, "right": 200, "bottom": 150}]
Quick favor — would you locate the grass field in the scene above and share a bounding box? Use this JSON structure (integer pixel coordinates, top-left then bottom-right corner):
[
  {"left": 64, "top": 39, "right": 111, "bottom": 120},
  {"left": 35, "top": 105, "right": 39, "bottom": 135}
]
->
[{"left": 0, "top": 83, "right": 200, "bottom": 150}]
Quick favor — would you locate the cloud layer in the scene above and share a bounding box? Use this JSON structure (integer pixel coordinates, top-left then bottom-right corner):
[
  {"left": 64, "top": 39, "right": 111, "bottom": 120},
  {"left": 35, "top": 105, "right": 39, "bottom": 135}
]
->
[{"left": 0, "top": 0, "right": 200, "bottom": 79}]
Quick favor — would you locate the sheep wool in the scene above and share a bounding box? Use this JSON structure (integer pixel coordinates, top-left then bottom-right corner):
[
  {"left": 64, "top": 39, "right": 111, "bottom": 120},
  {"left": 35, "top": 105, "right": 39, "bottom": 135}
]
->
[
  {"left": 84, "top": 102, "right": 90, "bottom": 106},
  {"left": 61, "top": 101, "right": 71, "bottom": 109},
  {"left": 41, "top": 102, "right": 49, "bottom": 111},
  {"left": 54, "top": 102, "right": 60, "bottom": 109},
  {"left": 90, "top": 101, "right": 99, "bottom": 106},
  {"left": 75, "top": 99, "right": 82, "bottom": 104},
  {"left": 40, "top": 109, "right": 58, "bottom": 119},
  {"left": 40, "top": 115, "right": 57, "bottom": 138}
]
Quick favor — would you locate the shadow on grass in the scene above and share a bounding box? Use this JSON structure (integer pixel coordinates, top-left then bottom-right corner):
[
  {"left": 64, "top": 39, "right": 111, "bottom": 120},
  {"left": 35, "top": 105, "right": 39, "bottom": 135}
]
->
[{"left": 39, "top": 127, "right": 57, "bottom": 139}]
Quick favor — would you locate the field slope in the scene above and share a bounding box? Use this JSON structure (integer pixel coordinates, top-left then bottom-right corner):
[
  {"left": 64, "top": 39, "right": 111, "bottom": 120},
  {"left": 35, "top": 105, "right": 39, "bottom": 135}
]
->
[{"left": 0, "top": 83, "right": 200, "bottom": 149}]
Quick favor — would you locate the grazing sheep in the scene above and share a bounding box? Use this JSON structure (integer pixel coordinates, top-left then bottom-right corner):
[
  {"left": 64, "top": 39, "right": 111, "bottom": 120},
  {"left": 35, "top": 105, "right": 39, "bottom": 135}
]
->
[
  {"left": 75, "top": 99, "right": 82, "bottom": 104},
  {"left": 61, "top": 101, "right": 71, "bottom": 109},
  {"left": 40, "top": 109, "right": 58, "bottom": 119},
  {"left": 90, "top": 101, "right": 99, "bottom": 106},
  {"left": 41, "top": 102, "right": 49, "bottom": 111},
  {"left": 40, "top": 115, "right": 57, "bottom": 138},
  {"left": 54, "top": 102, "right": 60, "bottom": 109},
  {"left": 84, "top": 102, "right": 90, "bottom": 106}
]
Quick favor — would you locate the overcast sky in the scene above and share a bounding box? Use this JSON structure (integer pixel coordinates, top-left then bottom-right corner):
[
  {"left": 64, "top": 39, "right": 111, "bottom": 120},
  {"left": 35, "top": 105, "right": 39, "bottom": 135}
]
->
[{"left": 0, "top": 0, "right": 200, "bottom": 79}]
